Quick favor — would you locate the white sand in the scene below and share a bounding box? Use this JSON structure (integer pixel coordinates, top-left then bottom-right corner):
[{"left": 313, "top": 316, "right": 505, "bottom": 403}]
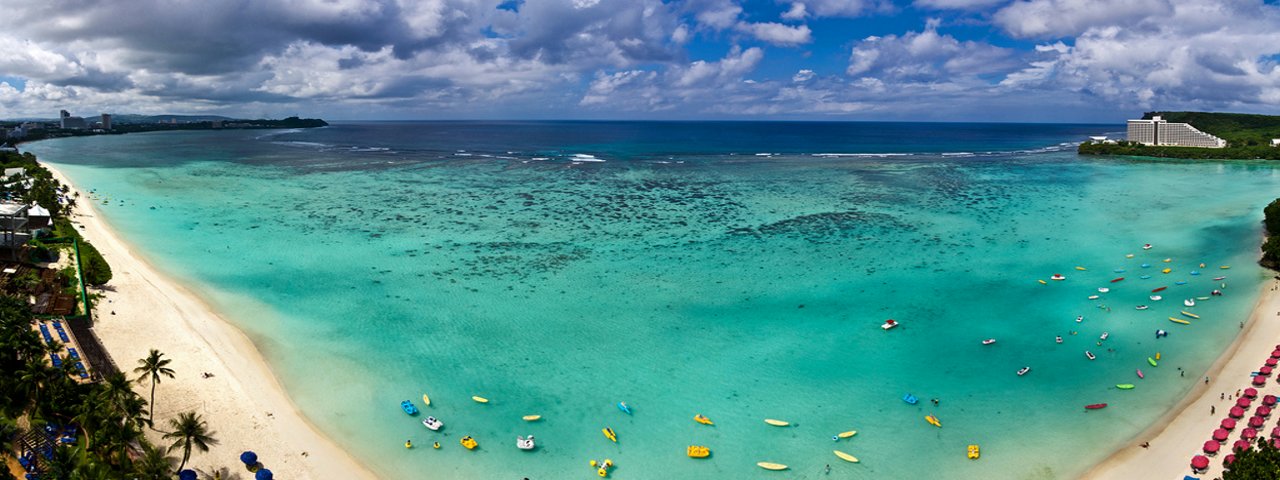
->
[
  {"left": 45, "top": 165, "right": 375, "bottom": 479},
  {"left": 1084, "top": 277, "right": 1280, "bottom": 480}
]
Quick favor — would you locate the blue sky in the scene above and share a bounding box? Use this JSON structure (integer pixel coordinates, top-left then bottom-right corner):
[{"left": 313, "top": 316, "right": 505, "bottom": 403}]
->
[{"left": 2, "top": 0, "right": 1280, "bottom": 123}]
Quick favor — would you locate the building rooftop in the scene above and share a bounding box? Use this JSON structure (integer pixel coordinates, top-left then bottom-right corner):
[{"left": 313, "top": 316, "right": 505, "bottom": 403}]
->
[{"left": 0, "top": 203, "right": 28, "bottom": 216}]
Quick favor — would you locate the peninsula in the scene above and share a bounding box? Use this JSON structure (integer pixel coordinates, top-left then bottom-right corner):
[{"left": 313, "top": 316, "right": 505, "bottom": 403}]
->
[
  {"left": 1079, "top": 111, "right": 1280, "bottom": 160},
  {"left": 1, "top": 114, "right": 328, "bottom": 146}
]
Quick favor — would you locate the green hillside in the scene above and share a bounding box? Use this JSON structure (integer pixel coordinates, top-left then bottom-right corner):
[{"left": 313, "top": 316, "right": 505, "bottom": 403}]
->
[{"left": 1079, "top": 111, "right": 1280, "bottom": 159}]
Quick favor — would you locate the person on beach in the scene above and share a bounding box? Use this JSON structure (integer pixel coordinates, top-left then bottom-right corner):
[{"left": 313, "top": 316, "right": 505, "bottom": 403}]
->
[
  {"left": 1205, "top": 376, "right": 1209, "bottom": 384},
  {"left": 1212, "top": 405, "right": 1216, "bottom": 414}
]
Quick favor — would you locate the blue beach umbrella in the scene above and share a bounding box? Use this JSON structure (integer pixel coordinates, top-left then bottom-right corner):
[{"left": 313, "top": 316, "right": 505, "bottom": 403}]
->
[
  {"left": 255, "top": 468, "right": 274, "bottom": 480},
  {"left": 178, "top": 470, "right": 197, "bottom": 480},
  {"left": 240, "top": 451, "right": 259, "bottom": 465}
]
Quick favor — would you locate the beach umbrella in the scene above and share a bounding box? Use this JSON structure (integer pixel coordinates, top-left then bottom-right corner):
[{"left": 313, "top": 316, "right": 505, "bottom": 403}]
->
[
  {"left": 1231, "top": 406, "right": 1246, "bottom": 418},
  {"left": 1260, "top": 406, "right": 1272, "bottom": 417},
  {"left": 1204, "top": 440, "right": 1221, "bottom": 453},
  {"left": 1213, "top": 428, "right": 1230, "bottom": 441},
  {"left": 255, "top": 469, "right": 274, "bottom": 480},
  {"left": 1262, "top": 366, "right": 1274, "bottom": 376},
  {"left": 1268, "top": 358, "right": 1278, "bottom": 367},
  {"left": 178, "top": 471, "right": 197, "bottom": 480},
  {"left": 1272, "top": 426, "right": 1280, "bottom": 438},
  {"left": 240, "top": 451, "right": 258, "bottom": 466},
  {"left": 1244, "top": 427, "right": 1259, "bottom": 439},
  {"left": 1226, "top": 453, "right": 1237, "bottom": 465},
  {"left": 1246, "top": 388, "right": 1259, "bottom": 398},
  {"left": 1191, "top": 455, "right": 1210, "bottom": 470},
  {"left": 1234, "top": 439, "right": 1252, "bottom": 452},
  {"left": 1273, "top": 350, "right": 1280, "bottom": 358},
  {"left": 1238, "top": 397, "right": 1253, "bottom": 408},
  {"left": 1223, "top": 418, "right": 1238, "bottom": 430},
  {"left": 1254, "top": 375, "right": 1267, "bottom": 386},
  {"left": 1266, "top": 395, "right": 1278, "bottom": 406},
  {"left": 1250, "top": 416, "right": 1266, "bottom": 428}
]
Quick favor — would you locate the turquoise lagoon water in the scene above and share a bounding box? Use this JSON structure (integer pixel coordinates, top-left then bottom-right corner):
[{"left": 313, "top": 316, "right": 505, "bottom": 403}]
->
[{"left": 26, "top": 123, "right": 1280, "bottom": 479}]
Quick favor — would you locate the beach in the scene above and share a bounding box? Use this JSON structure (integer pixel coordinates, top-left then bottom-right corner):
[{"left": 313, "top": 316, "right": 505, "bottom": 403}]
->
[
  {"left": 1085, "top": 276, "right": 1280, "bottom": 480},
  {"left": 44, "top": 164, "right": 375, "bottom": 479}
]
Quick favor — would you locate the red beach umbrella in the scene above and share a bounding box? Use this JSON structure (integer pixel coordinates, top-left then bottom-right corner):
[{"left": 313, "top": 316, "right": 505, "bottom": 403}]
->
[
  {"left": 1238, "top": 397, "right": 1254, "bottom": 408},
  {"left": 1272, "top": 426, "right": 1280, "bottom": 438},
  {"left": 1231, "top": 406, "right": 1246, "bottom": 418},
  {"left": 1244, "top": 427, "right": 1259, "bottom": 439},
  {"left": 1246, "top": 388, "right": 1259, "bottom": 398},
  {"left": 1204, "top": 440, "right": 1221, "bottom": 453},
  {"left": 1250, "top": 417, "right": 1266, "bottom": 428},
  {"left": 1267, "top": 358, "right": 1278, "bottom": 367},
  {"left": 1223, "top": 418, "right": 1238, "bottom": 429},
  {"left": 1262, "top": 366, "right": 1274, "bottom": 376},
  {"left": 1226, "top": 453, "right": 1237, "bottom": 465},
  {"left": 1213, "top": 428, "right": 1230, "bottom": 441},
  {"left": 1266, "top": 395, "right": 1278, "bottom": 406},
  {"left": 1191, "top": 455, "right": 1210, "bottom": 470},
  {"left": 1272, "top": 349, "right": 1280, "bottom": 358},
  {"left": 1254, "top": 375, "right": 1267, "bottom": 386},
  {"left": 1234, "top": 439, "right": 1252, "bottom": 451},
  {"left": 1260, "top": 406, "right": 1273, "bottom": 417}
]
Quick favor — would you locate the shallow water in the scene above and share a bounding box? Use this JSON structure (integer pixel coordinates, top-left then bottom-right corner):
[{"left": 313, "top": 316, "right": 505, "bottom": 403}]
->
[{"left": 28, "top": 122, "right": 1280, "bottom": 479}]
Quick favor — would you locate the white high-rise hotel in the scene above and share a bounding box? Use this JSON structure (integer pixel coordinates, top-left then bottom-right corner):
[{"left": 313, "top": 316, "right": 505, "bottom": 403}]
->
[{"left": 1127, "top": 116, "right": 1227, "bottom": 148}]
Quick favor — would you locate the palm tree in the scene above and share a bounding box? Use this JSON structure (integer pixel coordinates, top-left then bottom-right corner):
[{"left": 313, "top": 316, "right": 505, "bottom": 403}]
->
[
  {"left": 133, "top": 349, "right": 174, "bottom": 426},
  {"left": 163, "top": 411, "right": 216, "bottom": 472},
  {"left": 131, "top": 442, "right": 173, "bottom": 480}
]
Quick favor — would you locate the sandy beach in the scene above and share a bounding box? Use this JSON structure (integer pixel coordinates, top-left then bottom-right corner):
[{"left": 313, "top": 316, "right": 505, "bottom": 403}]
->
[
  {"left": 1084, "top": 276, "right": 1280, "bottom": 480},
  {"left": 44, "top": 164, "right": 375, "bottom": 479}
]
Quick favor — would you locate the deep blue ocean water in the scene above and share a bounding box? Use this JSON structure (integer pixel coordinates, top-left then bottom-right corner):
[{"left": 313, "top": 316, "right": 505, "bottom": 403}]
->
[{"left": 28, "top": 121, "right": 1279, "bottom": 479}]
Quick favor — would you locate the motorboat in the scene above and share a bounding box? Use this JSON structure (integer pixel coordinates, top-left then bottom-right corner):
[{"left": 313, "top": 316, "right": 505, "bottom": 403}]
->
[
  {"left": 882, "top": 319, "right": 899, "bottom": 330},
  {"left": 1051, "top": 274, "right": 1066, "bottom": 281},
  {"left": 1150, "top": 295, "right": 1163, "bottom": 301},
  {"left": 1100, "top": 332, "right": 1109, "bottom": 341},
  {"left": 982, "top": 338, "right": 996, "bottom": 345},
  {"left": 1184, "top": 299, "right": 1196, "bottom": 307},
  {"left": 401, "top": 400, "right": 419, "bottom": 416},
  {"left": 1135, "top": 305, "right": 1149, "bottom": 310},
  {"left": 1085, "top": 351, "right": 1096, "bottom": 360},
  {"left": 1143, "top": 244, "right": 1152, "bottom": 250},
  {"left": 517, "top": 435, "right": 535, "bottom": 450},
  {"left": 1017, "top": 367, "right": 1031, "bottom": 376},
  {"left": 422, "top": 416, "right": 443, "bottom": 431},
  {"left": 1098, "top": 287, "right": 1110, "bottom": 293}
]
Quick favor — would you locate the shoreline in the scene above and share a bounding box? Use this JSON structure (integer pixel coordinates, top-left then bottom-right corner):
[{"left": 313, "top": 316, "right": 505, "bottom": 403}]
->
[
  {"left": 1083, "top": 275, "right": 1280, "bottom": 479},
  {"left": 43, "top": 163, "right": 376, "bottom": 479}
]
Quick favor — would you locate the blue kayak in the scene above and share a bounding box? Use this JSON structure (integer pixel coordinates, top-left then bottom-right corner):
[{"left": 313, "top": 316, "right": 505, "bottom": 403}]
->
[
  {"left": 401, "top": 400, "right": 419, "bottom": 416},
  {"left": 618, "top": 402, "right": 632, "bottom": 414},
  {"left": 903, "top": 393, "right": 918, "bottom": 405}
]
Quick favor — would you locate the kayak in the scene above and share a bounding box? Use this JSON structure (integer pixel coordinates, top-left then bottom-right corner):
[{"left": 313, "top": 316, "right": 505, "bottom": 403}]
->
[
  {"left": 1085, "top": 403, "right": 1108, "bottom": 410},
  {"left": 1162, "top": 268, "right": 1172, "bottom": 274},
  {"left": 1148, "top": 357, "right": 1158, "bottom": 366},
  {"left": 1117, "top": 384, "right": 1135, "bottom": 390},
  {"left": 925, "top": 415, "right": 942, "bottom": 427},
  {"left": 1152, "top": 286, "right": 1167, "bottom": 293},
  {"left": 1169, "top": 317, "right": 1190, "bottom": 325},
  {"left": 1221, "top": 265, "right": 1231, "bottom": 269},
  {"left": 1076, "top": 266, "right": 1087, "bottom": 271},
  {"left": 618, "top": 402, "right": 632, "bottom": 414},
  {"left": 472, "top": 396, "right": 489, "bottom": 403},
  {"left": 1214, "top": 276, "right": 1227, "bottom": 281},
  {"left": 523, "top": 415, "right": 542, "bottom": 422},
  {"left": 1038, "top": 279, "right": 1047, "bottom": 285},
  {"left": 1181, "top": 311, "right": 1200, "bottom": 319},
  {"left": 1111, "top": 277, "right": 1124, "bottom": 283},
  {"left": 694, "top": 414, "right": 714, "bottom": 425},
  {"left": 1155, "top": 352, "right": 1161, "bottom": 360},
  {"left": 833, "top": 450, "right": 859, "bottom": 463},
  {"left": 602, "top": 427, "right": 617, "bottom": 442},
  {"left": 765, "top": 419, "right": 790, "bottom": 427},
  {"left": 1137, "top": 369, "right": 1144, "bottom": 379},
  {"left": 837, "top": 430, "right": 857, "bottom": 438},
  {"left": 422, "top": 394, "right": 431, "bottom": 407},
  {"left": 757, "top": 462, "right": 788, "bottom": 471}
]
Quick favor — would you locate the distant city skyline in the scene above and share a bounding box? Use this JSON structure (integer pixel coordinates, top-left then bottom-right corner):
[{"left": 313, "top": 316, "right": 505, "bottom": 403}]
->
[{"left": 2, "top": 0, "right": 1279, "bottom": 123}]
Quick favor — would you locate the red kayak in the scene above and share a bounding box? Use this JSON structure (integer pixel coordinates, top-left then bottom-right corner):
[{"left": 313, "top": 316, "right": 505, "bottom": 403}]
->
[
  {"left": 1111, "top": 277, "right": 1124, "bottom": 283},
  {"left": 1151, "top": 286, "right": 1167, "bottom": 293},
  {"left": 1085, "top": 403, "right": 1108, "bottom": 410}
]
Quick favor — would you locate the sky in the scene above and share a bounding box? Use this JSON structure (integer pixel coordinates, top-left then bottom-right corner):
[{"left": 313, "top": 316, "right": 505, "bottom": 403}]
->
[{"left": 2, "top": 0, "right": 1280, "bottom": 123}]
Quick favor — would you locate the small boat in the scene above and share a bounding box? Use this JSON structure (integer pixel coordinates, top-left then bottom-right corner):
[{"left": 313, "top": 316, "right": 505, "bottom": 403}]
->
[
  {"left": 1150, "top": 295, "right": 1162, "bottom": 301},
  {"left": 1141, "top": 263, "right": 1151, "bottom": 268},
  {"left": 1116, "top": 384, "right": 1135, "bottom": 390},
  {"left": 694, "top": 414, "right": 714, "bottom": 425},
  {"left": 1221, "top": 265, "right": 1231, "bottom": 269},
  {"left": 1135, "top": 305, "right": 1149, "bottom": 310},
  {"left": 618, "top": 402, "right": 632, "bottom": 414},
  {"left": 882, "top": 319, "right": 899, "bottom": 330},
  {"left": 1190, "top": 270, "right": 1200, "bottom": 276},
  {"left": 517, "top": 435, "right": 536, "bottom": 450},
  {"left": 1181, "top": 311, "right": 1200, "bottom": 319},
  {"left": 460, "top": 436, "right": 478, "bottom": 450},
  {"left": 1076, "top": 266, "right": 1087, "bottom": 271},
  {"left": 1038, "top": 279, "right": 1047, "bottom": 285},
  {"left": 834, "top": 450, "right": 859, "bottom": 463},
  {"left": 837, "top": 430, "right": 857, "bottom": 438},
  {"left": 1137, "top": 369, "right": 1144, "bottom": 379},
  {"left": 1076, "top": 315, "right": 1084, "bottom": 323},
  {"left": 1114, "top": 268, "right": 1125, "bottom": 273},
  {"left": 1100, "top": 332, "right": 1109, "bottom": 341},
  {"left": 401, "top": 400, "right": 419, "bottom": 416},
  {"left": 1085, "top": 403, "right": 1108, "bottom": 410},
  {"left": 422, "top": 393, "right": 431, "bottom": 406},
  {"left": 757, "top": 462, "right": 788, "bottom": 471},
  {"left": 1155, "top": 329, "right": 1167, "bottom": 338},
  {"left": 472, "top": 396, "right": 489, "bottom": 404},
  {"left": 1051, "top": 274, "right": 1066, "bottom": 281},
  {"left": 1162, "top": 268, "right": 1172, "bottom": 274},
  {"left": 1055, "top": 336, "right": 1063, "bottom": 344},
  {"left": 1175, "top": 281, "right": 1187, "bottom": 285},
  {"left": 967, "top": 444, "right": 980, "bottom": 459},
  {"left": 1088, "top": 295, "right": 1100, "bottom": 300},
  {"left": 1197, "top": 296, "right": 1210, "bottom": 301},
  {"left": 1163, "top": 258, "right": 1172, "bottom": 263},
  {"left": 1140, "top": 275, "right": 1151, "bottom": 279},
  {"left": 1111, "top": 277, "right": 1124, "bottom": 283},
  {"left": 1126, "top": 253, "right": 1135, "bottom": 258},
  {"left": 1169, "top": 317, "right": 1190, "bottom": 325},
  {"left": 903, "top": 393, "right": 919, "bottom": 405},
  {"left": 1155, "top": 352, "right": 1161, "bottom": 360},
  {"left": 422, "top": 416, "right": 444, "bottom": 431},
  {"left": 1213, "top": 276, "right": 1226, "bottom": 281},
  {"left": 687, "top": 445, "right": 710, "bottom": 458},
  {"left": 1143, "top": 244, "right": 1152, "bottom": 250},
  {"left": 1098, "top": 287, "right": 1110, "bottom": 293},
  {"left": 982, "top": 338, "right": 996, "bottom": 345},
  {"left": 523, "top": 415, "right": 542, "bottom": 422},
  {"left": 1085, "top": 351, "right": 1096, "bottom": 360},
  {"left": 1152, "top": 286, "right": 1167, "bottom": 293},
  {"left": 1148, "top": 357, "right": 1158, "bottom": 367},
  {"left": 765, "top": 418, "right": 790, "bottom": 427},
  {"left": 925, "top": 415, "right": 942, "bottom": 427},
  {"left": 602, "top": 427, "right": 617, "bottom": 442},
  {"left": 1184, "top": 299, "right": 1195, "bottom": 307},
  {"left": 1017, "top": 366, "right": 1031, "bottom": 376}
]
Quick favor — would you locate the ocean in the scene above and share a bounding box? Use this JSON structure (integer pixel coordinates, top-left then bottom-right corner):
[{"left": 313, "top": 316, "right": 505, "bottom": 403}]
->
[{"left": 28, "top": 121, "right": 1279, "bottom": 478}]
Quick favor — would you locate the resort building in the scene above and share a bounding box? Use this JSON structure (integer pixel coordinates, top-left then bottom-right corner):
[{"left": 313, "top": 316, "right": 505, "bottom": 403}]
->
[
  {"left": 0, "top": 202, "right": 30, "bottom": 260},
  {"left": 100, "top": 113, "right": 112, "bottom": 131},
  {"left": 1271, "top": 139, "right": 1280, "bottom": 147},
  {"left": 59, "top": 110, "right": 87, "bottom": 130},
  {"left": 1126, "top": 116, "right": 1227, "bottom": 148}
]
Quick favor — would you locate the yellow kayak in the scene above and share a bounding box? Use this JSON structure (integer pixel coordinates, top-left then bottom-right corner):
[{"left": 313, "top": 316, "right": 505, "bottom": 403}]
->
[
  {"left": 1169, "top": 317, "right": 1190, "bottom": 325},
  {"left": 764, "top": 419, "right": 790, "bottom": 427},
  {"left": 472, "top": 396, "right": 489, "bottom": 403},
  {"left": 422, "top": 394, "right": 431, "bottom": 406},
  {"left": 837, "top": 430, "right": 857, "bottom": 438},
  {"left": 1181, "top": 311, "right": 1200, "bottom": 319},
  {"left": 1161, "top": 268, "right": 1172, "bottom": 274},
  {"left": 694, "top": 414, "right": 714, "bottom": 425},
  {"left": 1075, "top": 266, "right": 1087, "bottom": 271},
  {"left": 757, "top": 462, "right": 788, "bottom": 471},
  {"left": 1038, "top": 279, "right": 1047, "bottom": 285},
  {"left": 833, "top": 450, "right": 859, "bottom": 463},
  {"left": 522, "top": 415, "right": 541, "bottom": 422},
  {"left": 926, "top": 415, "right": 942, "bottom": 427},
  {"left": 1221, "top": 265, "right": 1231, "bottom": 269},
  {"left": 602, "top": 427, "right": 617, "bottom": 442}
]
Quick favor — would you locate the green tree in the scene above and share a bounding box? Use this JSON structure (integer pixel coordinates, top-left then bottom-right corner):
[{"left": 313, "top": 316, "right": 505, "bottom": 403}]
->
[
  {"left": 133, "top": 349, "right": 175, "bottom": 426},
  {"left": 163, "top": 411, "right": 216, "bottom": 472},
  {"left": 1223, "top": 437, "right": 1280, "bottom": 479},
  {"left": 1266, "top": 198, "right": 1280, "bottom": 236},
  {"left": 132, "top": 442, "right": 174, "bottom": 479}
]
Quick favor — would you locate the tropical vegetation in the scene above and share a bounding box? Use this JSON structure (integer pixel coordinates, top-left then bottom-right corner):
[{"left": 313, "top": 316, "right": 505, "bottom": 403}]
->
[
  {"left": 1223, "top": 437, "right": 1280, "bottom": 479},
  {"left": 1079, "top": 111, "right": 1280, "bottom": 160},
  {"left": 134, "top": 349, "right": 176, "bottom": 426},
  {"left": 1263, "top": 198, "right": 1280, "bottom": 271}
]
